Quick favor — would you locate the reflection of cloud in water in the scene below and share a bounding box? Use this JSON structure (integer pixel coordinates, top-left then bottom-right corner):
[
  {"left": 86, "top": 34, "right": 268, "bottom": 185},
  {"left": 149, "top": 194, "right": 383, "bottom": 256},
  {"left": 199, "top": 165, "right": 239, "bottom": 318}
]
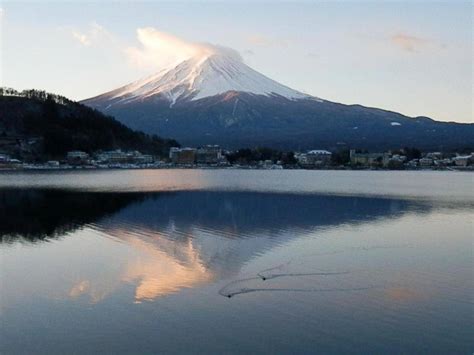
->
[
  {"left": 66, "top": 229, "right": 213, "bottom": 303},
  {"left": 68, "top": 280, "right": 116, "bottom": 304},
  {"left": 120, "top": 235, "right": 212, "bottom": 303},
  {"left": 385, "top": 287, "right": 424, "bottom": 303},
  {"left": 69, "top": 280, "right": 91, "bottom": 298}
]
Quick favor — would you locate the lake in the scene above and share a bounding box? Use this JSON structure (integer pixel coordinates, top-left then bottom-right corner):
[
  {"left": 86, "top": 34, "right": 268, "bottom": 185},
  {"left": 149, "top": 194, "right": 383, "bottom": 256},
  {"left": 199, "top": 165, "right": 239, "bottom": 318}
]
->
[{"left": 0, "top": 170, "right": 473, "bottom": 354}]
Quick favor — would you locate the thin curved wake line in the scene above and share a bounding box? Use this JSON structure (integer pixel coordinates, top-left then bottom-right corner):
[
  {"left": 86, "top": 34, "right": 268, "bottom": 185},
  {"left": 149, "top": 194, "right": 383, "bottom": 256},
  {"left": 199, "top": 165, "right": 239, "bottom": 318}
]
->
[
  {"left": 257, "top": 271, "right": 350, "bottom": 281},
  {"left": 220, "top": 285, "right": 379, "bottom": 298}
]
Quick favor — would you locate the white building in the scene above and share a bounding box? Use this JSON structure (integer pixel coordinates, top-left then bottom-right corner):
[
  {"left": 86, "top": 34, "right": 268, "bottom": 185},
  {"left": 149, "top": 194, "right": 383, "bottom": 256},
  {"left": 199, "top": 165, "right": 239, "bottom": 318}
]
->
[
  {"left": 453, "top": 155, "right": 473, "bottom": 167},
  {"left": 298, "top": 150, "right": 332, "bottom": 167}
]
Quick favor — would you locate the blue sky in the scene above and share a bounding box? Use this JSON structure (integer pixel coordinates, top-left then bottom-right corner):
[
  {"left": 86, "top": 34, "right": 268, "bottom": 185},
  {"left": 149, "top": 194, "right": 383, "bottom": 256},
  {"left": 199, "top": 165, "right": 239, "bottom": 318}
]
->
[{"left": 1, "top": 1, "right": 472, "bottom": 123}]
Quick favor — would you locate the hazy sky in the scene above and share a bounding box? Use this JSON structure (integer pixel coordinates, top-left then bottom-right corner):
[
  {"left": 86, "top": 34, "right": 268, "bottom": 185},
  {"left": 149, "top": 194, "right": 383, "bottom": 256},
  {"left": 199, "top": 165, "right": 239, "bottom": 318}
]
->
[{"left": 1, "top": 1, "right": 472, "bottom": 123}]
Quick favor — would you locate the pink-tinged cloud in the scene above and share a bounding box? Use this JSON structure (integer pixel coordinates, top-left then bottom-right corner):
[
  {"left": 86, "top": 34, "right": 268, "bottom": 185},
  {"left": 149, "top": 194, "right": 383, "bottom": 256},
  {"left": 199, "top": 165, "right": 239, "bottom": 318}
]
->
[{"left": 390, "top": 33, "right": 431, "bottom": 52}]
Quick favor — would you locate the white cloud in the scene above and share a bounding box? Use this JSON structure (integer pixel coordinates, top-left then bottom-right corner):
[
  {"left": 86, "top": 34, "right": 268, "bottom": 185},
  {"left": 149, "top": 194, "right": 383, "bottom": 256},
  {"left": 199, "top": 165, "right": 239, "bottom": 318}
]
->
[
  {"left": 125, "top": 27, "right": 242, "bottom": 70},
  {"left": 125, "top": 27, "right": 197, "bottom": 69},
  {"left": 72, "top": 31, "right": 91, "bottom": 46},
  {"left": 71, "top": 22, "right": 109, "bottom": 47}
]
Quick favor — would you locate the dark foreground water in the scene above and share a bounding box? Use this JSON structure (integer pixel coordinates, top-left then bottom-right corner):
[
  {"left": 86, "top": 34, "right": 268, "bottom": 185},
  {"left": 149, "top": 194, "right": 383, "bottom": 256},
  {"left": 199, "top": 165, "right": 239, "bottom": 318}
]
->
[{"left": 0, "top": 170, "right": 473, "bottom": 354}]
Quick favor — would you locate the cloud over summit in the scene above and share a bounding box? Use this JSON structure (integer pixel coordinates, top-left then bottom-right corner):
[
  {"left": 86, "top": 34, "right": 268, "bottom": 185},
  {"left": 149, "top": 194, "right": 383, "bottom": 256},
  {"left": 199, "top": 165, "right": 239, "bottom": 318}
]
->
[{"left": 125, "top": 27, "right": 242, "bottom": 70}]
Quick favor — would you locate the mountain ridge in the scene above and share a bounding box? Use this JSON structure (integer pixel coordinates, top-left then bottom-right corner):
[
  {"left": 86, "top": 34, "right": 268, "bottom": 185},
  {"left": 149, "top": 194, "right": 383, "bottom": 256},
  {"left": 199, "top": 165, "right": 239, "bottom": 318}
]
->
[{"left": 82, "top": 50, "right": 474, "bottom": 151}]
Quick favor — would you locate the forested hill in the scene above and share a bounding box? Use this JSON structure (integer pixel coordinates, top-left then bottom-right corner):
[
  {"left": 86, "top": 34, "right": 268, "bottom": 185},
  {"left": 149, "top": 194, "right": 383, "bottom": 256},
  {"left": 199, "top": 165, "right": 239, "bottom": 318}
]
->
[{"left": 0, "top": 88, "right": 179, "bottom": 161}]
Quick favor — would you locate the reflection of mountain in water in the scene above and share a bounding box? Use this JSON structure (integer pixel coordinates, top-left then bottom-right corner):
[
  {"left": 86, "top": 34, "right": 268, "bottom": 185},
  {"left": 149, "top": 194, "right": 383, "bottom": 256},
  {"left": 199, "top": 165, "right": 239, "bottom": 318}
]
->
[
  {"left": 1, "top": 189, "right": 428, "bottom": 243},
  {"left": 0, "top": 189, "right": 438, "bottom": 302},
  {"left": 95, "top": 192, "right": 428, "bottom": 279}
]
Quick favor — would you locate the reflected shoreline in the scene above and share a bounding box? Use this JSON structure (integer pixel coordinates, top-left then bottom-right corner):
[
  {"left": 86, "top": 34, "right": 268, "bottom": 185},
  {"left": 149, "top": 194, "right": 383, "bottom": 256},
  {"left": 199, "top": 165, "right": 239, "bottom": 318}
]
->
[{"left": 0, "top": 188, "right": 449, "bottom": 243}]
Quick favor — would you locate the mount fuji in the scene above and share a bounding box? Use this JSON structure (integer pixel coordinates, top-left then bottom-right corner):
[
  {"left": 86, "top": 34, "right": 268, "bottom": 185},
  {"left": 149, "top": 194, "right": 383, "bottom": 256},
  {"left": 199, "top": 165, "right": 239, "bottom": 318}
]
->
[{"left": 83, "top": 46, "right": 473, "bottom": 150}]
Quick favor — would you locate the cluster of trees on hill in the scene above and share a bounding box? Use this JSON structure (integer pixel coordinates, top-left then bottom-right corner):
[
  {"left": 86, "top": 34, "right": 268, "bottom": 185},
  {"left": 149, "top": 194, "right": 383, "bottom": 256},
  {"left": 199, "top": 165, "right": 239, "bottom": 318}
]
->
[
  {"left": 0, "top": 88, "right": 179, "bottom": 160},
  {"left": 1, "top": 87, "right": 71, "bottom": 105}
]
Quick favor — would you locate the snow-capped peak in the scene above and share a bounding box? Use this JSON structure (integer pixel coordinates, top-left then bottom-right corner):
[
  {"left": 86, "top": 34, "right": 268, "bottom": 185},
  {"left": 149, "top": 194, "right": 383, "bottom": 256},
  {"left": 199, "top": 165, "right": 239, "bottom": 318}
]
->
[{"left": 89, "top": 46, "right": 315, "bottom": 107}]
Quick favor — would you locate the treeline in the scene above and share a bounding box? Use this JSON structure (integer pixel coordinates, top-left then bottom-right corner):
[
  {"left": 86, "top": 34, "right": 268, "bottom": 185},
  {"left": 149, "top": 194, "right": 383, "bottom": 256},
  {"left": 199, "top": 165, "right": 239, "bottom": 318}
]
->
[
  {"left": 0, "top": 89, "right": 179, "bottom": 160},
  {"left": 0, "top": 87, "right": 71, "bottom": 105}
]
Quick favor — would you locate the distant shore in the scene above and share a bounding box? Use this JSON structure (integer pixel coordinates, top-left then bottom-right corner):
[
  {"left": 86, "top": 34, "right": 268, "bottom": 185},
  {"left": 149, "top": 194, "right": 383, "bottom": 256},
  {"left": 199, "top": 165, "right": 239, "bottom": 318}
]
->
[{"left": 1, "top": 164, "right": 472, "bottom": 172}]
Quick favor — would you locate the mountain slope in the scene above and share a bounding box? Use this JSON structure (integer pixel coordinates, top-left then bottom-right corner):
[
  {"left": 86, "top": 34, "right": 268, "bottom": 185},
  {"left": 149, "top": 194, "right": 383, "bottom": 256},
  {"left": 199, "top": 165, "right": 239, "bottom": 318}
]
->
[
  {"left": 83, "top": 49, "right": 474, "bottom": 151},
  {"left": 0, "top": 89, "right": 179, "bottom": 160}
]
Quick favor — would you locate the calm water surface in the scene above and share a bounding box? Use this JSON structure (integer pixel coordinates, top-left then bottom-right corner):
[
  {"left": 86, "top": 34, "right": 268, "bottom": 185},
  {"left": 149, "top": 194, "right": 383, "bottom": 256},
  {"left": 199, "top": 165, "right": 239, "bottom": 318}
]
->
[{"left": 0, "top": 170, "right": 473, "bottom": 354}]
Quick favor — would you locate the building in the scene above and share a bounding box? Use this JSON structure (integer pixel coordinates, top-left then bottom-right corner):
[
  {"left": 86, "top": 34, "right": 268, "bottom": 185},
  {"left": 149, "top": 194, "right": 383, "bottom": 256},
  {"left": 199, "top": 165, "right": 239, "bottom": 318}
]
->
[
  {"left": 297, "top": 149, "right": 332, "bottom": 167},
  {"left": 453, "top": 155, "right": 473, "bottom": 167},
  {"left": 169, "top": 147, "right": 197, "bottom": 165},
  {"left": 196, "top": 145, "right": 222, "bottom": 164},
  {"left": 169, "top": 147, "right": 180, "bottom": 162},
  {"left": 47, "top": 160, "right": 60, "bottom": 167},
  {"left": 0, "top": 154, "right": 10, "bottom": 162},
  {"left": 419, "top": 158, "right": 434, "bottom": 167},
  {"left": 67, "top": 151, "right": 89, "bottom": 165},
  {"left": 135, "top": 153, "right": 154, "bottom": 164},
  {"left": 349, "top": 150, "right": 387, "bottom": 166},
  {"left": 384, "top": 155, "right": 406, "bottom": 169},
  {"left": 426, "top": 152, "right": 443, "bottom": 160},
  {"left": 0, "top": 154, "right": 22, "bottom": 169},
  {"left": 307, "top": 150, "right": 332, "bottom": 164},
  {"left": 406, "top": 159, "right": 419, "bottom": 168},
  {"left": 434, "top": 158, "right": 453, "bottom": 167},
  {"left": 96, "top": 150, "right": 154, "bottom": 165},
  {"left": 96, "top": 150, "right": 128, "bottom": 164}
]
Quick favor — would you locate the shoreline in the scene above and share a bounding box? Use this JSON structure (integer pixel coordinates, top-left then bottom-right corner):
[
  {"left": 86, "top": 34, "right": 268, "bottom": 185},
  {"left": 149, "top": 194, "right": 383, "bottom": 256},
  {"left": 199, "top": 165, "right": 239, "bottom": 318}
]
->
[{"left": 0, "top": 165, "right": 472, "bottom": 172}]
